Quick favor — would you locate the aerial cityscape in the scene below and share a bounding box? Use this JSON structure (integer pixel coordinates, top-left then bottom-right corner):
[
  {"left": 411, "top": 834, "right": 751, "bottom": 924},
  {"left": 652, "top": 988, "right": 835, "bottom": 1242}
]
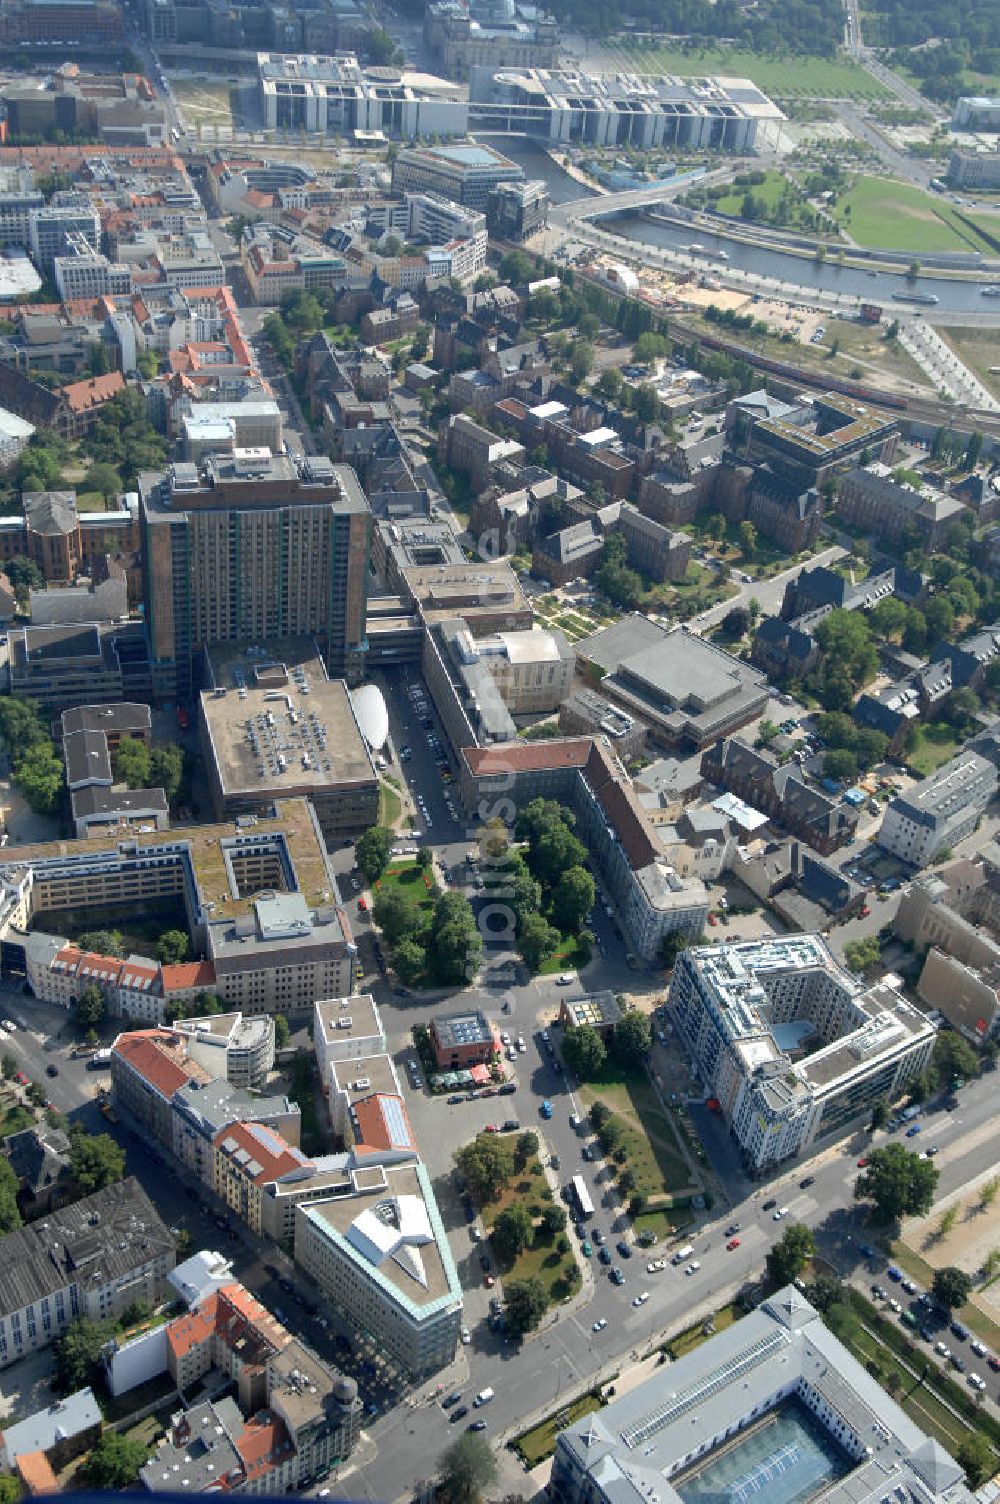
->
[{"left": 0, "top": 0, "right": 996, "bottom": 1498}]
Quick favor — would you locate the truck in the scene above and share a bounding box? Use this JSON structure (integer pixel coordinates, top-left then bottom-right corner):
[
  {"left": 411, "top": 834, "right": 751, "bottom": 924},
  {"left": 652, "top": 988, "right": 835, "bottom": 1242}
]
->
[
  {"left": 473, "top": 1388, "right": 495, "bottom": 1408},
  {"left": 88, "top": 1048, "right": 112, "bottom": 1069},
  {"left": 672, "top": 1244, "right": 694, "bottom": 1265}
]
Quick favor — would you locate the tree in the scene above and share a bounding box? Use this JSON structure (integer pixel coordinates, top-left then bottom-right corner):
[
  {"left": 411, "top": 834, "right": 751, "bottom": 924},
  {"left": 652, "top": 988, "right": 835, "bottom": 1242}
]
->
[
  {"left": 854, "top": 728, "right": 889, "bottom": 772},
  {"left": 659, "top": 932, "right": 691, "bottom": 969},
  {"left": 957, "top": 1434, "right": 995, "bottom": 1489},
  {"left": 82, "top": 1431, "right": 151, "bottom": 1490},
  {"left": 114, "top": 736, "right": 152, "bottom": 789},
  {"left": 518, "top": 911, "right": 559, "bottom": 973},
  {"left": 766, "top": 1222, "right": 816, "bottom": 1286},
  {"left": 870, "top": 1099, "right": 889, "bottom": 1131},
  {"left": 69, "top": 1129, "right": 125, "bottom": 1193},
  {"left": 924, "top": 595, "right": 955, "bottom": 642},
  {"left": 933, "top": 1030, "right": 979, "bottom": 1086},
  {"left": 576, "top": 928, "right": 595, "bottom": 966},
  {"left": 722, "top": 606, "right": 752, "bottom": 640},
  {"left": 590, "top": 1100, "right": 611, "bottom": 1130},
  {"left": 428, "top": 890, "right": 481, "bottom": 986},
  {"left": 562, "top": 1024, "right": 607, "bottom": 1081},
  {"left": 814, "top": 610, "right": 877, "bottom": 689},
  {"left": 932, "top": 1266, "right": 972, "bottom": 1310},
  {"left": 74, "top": 982, "right": 106, "bottom": 1033},
  {"left": 356, "top": 825, "right": 393, "bottom": 883},
  {"left": 3, "top": 556, "right": 42, "bottom": 592},
  {"left": 844, "top": 935, "right": 881, "bottom": 975},
  {"left": 155, "top": 928, "right": 189, "bottom": 965},
  {"left": 595, "top": 367, "right": 623, "bottom": 401},
  {"left": 498, "top": 250, "right": 533, "bottom": 285},
  {"left": 373, "top": 887, "right": 424, "bottom": 948},
  {"left": 541, "top": 1203, "right": 567, "bottom": 1236},
  {"left": 76, "top": 926, "right": 124, "bottom": 955},
  {"left": 416, "top": 846, "right": 433, "bottom": 874},
  {"left": 964, "top": 431, "right": 984, "bottom": 471},
  {"left": 393, "top": 937, "right": 425, "bottom": 985},
  {"left": 150, "top": 744, "right": 184, "bottom": 804},
  {"left": 869, "top": 597, "right": 908, "bottom": 640},
  {"left": 823, "top": 748, "right": 858, "bottom": 783},
  {"left": 0, "top": 1055, "right": 14, "bottom": 1080},
  {"left": 739, "top": 521, "right": 757, "bottom": 561},
  {"left": 515, "top": 1130, "right": 539, "bottom": 1166},
  {"left": 492, "top": 1203, "right": 535, "bottom": 1262},
  {"left": 854, "top": 1142, "right": 939, "bottom": 1221},
  {"left": 54, "top": 1317, "right": 114, "bottom": 1392},
  {"left": 82, "top": 460, "right": 120, "bottom": 501},
  {"left": 551, "top": 866, "right": 595, "bottom": 934},
  {"left": 504, "top": 1275, "right": 549, "bottom": 1336},
  {"left": 454, "top": 1134, "right": 515, "bottom": 1204},
  {"left": 0, "top": 1476, "right": 21, "bottom": 1504},
  {"left": 569, "top": 341, "right": 594, "bottom": 384},
  {"left": 274, "top": 1013, "right": 290, "bottom": 1049},
  {"left": 0, "top": 1158, "right": 21, "bottom": 1235},
  {"left": 611, "top": 1010, "right": 652, "bottom": 1067},
  {"left": 14, "top": 743, "right": 63, "bottom": 815},
  {"left": 943, "top": 686, "right": 979, "bottom": 734},
  {"left": 439, "top": 1432, "right": 498, "bottom": 1504}
]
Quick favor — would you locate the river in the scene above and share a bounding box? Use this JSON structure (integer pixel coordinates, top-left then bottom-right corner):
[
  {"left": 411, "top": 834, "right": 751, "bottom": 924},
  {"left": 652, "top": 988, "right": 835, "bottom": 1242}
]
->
[{"left": 486, "top": 137, "right": 995, "bottom": 316}]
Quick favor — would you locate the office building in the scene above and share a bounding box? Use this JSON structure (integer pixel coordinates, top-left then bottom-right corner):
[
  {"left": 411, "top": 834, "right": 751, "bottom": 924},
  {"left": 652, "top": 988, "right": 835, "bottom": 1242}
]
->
[
  {"left": 460, "top": 738, "right": 708, "bottom": 961},
  {"left": 552, "top": 1287, "right": 976, "bottom": 1504},
  {"left": 742, "top": 393, "right": 899, "bottom": 489},
  {"left": 618, "top": 504, "right": 691, "bottom": 583},
  {"left": 0, "top": 1178, "right": 174, "bottom": 1369},
  {"left": 0, "top": 0, "right": 124, "bottom": 51},
  {"left": 424, "top": 0, "right": 559, "bottom": 77},
  {"left": 140, "top": 451, "right": 371, "bottom": 699},
  {"left": 27, "top": 196, "right": 100, "bottom": 271},
  {"left": 878, "top": 745, "right": 1000, "bottom": 867},
  {"left": 199, "top": 641, "right": 378, "bottom": 846},
  {"left": 948, "top": 147, "right": 1000, "bottom": 188},
  {"left": 392, "top": 142, "right": 523, "bottom": 210},
  {"left": 835, "top": 464, "right": 967, "bottom": 551},
  {"left": 314, "top": 994, "right": 385, "bottom": 1080},
  {"left": 256, "top": 52, "right": 468, "bottom": 139},
  {"left": 486, "top": 178, "right": 551, "bottom": 241},
  {"left": 952, "top": 96, "right": 1000, "bottom": 131},
  {"left": 469, "top": 64, "right": 784, "bottom": 150},
  {"left": 9, "top": 798, "right": 356, "bottom": 1018},
  {"left": 668, "top": 936, "right": 935, "bottom": 1170},
  {"left": 169, "top": 1011, "right": 276, "bottom": 1091},
  {"left": 295, "top": 1159, "right": 463, "bottom": 1378},
  {"left": 576, "top": 616, "right": 771, "bottom": 751}
]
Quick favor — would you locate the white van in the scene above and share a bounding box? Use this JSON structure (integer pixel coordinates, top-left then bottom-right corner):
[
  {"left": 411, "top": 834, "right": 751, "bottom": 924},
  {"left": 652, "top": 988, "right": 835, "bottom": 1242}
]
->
[
  {"left": 672, "top": 1244, "right": 694, "bottom": 1265},
  {"left": 473, "top": 1387, "right": 495, "bottom": 1408}
]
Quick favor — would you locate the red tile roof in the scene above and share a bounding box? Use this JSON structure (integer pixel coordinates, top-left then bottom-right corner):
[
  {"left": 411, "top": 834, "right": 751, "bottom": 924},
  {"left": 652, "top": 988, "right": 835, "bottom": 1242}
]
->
[
  {"left": 62, "top": 370, "right": 126, "bottom": 414},
  {"left": 166, "top": 1297, "right": 216, "bottom": 1362},
  {"left": 352, "top": 1093, "right": 415, "bottom": 1153},
  {"left": 160, "top": 960, "right": 216, "bottom": 992},
  {"left": 235, "top": 1411, "right": 290, "bottom": 1484},
  {"left": 214, "top": 1121, "right": 314, "bottom": 1184},
  {"left": 112, "top": 1029, "right": 205, "bottom": 1099},
  {"left": 462, "top": 738, "right": 593, "bottom": 776},
  {"left": 15, "top": 1452, "right": 59, "bottom": 1496}
]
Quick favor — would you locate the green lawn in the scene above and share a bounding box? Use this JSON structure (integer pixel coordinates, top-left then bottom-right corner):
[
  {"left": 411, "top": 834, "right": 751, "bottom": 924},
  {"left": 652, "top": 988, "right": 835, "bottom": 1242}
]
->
[
  {"left": 711, "top": 170, "right": 790, "bottom": 217},
  {"left": 617, "top": 42, "right": 891, "bottom": 99},
  {"left": 905, "top": 723, "right": 962, "bottom": 777},
  {"left": 480, "top": 1149, "right": 580, "bottom": 1305},
  {"left": 378, "top": 780, "right": 401, "bottom": 828},
  {"left": 668, "top": 1304, "right": 739, "bottom": 1359},
  {"left": 579, "top": 1063, "right": 697, "bottom": 1236},
  {"left": 0, "top": 1104, "right": 34, "bottom": 1138},
  {"left": 832, "top": 176, "right": 998, "bottom": 254},
  {"left": 538, "top": 933, "right": 591, "bottom": 975},
  {"left": 515, "top": 1394, "right": 604, "bottom": 1467},
  {"left": 372, "top": 860, "right": 437, "bottom": 985}
]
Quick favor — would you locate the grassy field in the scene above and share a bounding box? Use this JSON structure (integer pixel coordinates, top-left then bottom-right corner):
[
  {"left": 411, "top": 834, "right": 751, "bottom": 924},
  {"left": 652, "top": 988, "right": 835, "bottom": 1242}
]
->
[
  {"left": 579, "top": 1063, "right": 696, "bottom": 1237},
  {"left": 617, "top": 41, "right": 891, "bottom": 99},
  {"left": 711, "top": 169, "right": 790, "bottom": 217},
  {"left": 515, "top": 1393, "right": 604, "bottom": 1467},
  {"left": 905, "top": 722, "right": 962, "bottom": 777},
  {"left": 938, "top": 326, "right": 1000, "bottom": 400},
  {"left": 832, "top": 176, "right": 997, "bottom": 254},
  {"left": 480, "top": 1147, "right": 579, "bottom": 1305},
  {"left": 167, "top": 74, "right": 234, "bottom": 130},
  {"left": 378, "top": 780, "right": 402, "bottom": 828}
]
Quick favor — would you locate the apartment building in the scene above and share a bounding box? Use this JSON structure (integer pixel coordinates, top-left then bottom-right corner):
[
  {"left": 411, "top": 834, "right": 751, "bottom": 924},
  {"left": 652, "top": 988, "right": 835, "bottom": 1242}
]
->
[
  {"left": 170, "top": 1012, "right": 275, "bottom": 1091},
  {"left": 314, "top": 994, "right": 385, "bottom": 1084},
  {"left": 214, "top": 1121, "right": 319, "bottom": 1237},
  {"left": 139, "top": 451, "right": 371, "bottom": 699},
  {"left": 878, "top": 744, "right": 1000, "bottom": 867},
  {"left": 0, "top": 1179, "right": 174, "bottom": 1369},
  {"left": 894, "top": 849, "right": 1000, "bottom": 1043},
  {"left": 460, "top": 738, "right": 708, "bottom": 961},
  {"left": 668, "top": 936, "right": 935, "bottom": 1170},
  {"left": 429, "top": 1010, "right": 499, "bottom": 1070}
]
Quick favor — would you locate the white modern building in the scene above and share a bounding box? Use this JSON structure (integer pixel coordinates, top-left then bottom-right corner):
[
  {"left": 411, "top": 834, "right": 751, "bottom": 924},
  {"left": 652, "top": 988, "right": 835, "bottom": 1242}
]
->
[
  {"left": 877, "top": 747, "right": 999, "bottom": 867},
  {"left": 257, "top": 53, "right": 468, "bottom": 139},
  {"left": 469, "top": 65, "right": 785, "bottom": 150},
  {"left": 668, "top": 935, "right": 935, "bottom": 1169},
  {"left": 553, "top": 1286, "right": 978, "bottom": 1504}
]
